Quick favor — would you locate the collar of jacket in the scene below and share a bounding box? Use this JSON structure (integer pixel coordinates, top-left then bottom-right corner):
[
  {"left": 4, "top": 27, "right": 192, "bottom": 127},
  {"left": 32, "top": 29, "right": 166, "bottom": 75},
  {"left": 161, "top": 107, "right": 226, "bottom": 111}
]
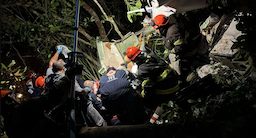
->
[{"left": 159, "top": 23, "right": 173, "bottom": 37}]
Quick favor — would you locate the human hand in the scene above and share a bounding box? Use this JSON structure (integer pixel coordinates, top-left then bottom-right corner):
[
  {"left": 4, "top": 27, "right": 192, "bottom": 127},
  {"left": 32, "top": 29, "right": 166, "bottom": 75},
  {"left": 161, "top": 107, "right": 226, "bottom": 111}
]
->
[{"left": 56, "top": 45, "right": 65, "bottom": 54}]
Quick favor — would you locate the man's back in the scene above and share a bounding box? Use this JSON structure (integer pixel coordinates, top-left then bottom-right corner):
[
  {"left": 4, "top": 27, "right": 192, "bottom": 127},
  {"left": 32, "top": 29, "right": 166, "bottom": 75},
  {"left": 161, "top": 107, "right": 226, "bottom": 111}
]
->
[
  {"left": 99, "top": 70, "right": 132, "bottom": 99},
  {"left": 45, "top": 72, "right": 65, "bottom": 90},
  {"left": 99, "top": 69, "right": 148, "bottom": 124},
  {"left": 137, "top": 51, "right": 169, "bottom": 80}
]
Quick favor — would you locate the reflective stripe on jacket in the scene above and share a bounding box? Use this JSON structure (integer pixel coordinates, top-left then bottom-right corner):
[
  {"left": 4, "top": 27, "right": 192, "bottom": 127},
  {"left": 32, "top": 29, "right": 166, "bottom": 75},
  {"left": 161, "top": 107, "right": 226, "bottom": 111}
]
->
[
  {"left": 155, "top": 84, "right": 180, "bottom": 95},
  {"left": 141, "top": 66, "right": 179, "bottom": 96}
]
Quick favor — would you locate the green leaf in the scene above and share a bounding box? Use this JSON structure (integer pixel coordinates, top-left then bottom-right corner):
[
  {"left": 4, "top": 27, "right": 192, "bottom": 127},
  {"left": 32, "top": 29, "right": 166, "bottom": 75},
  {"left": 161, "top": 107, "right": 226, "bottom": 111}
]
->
[
  {"left": 127, "top": 14, "right": 133, "bottom": 23},
  {"left": 109, "top": 15, "right": 115, "bottom": 18},
  {"left": 49, "top": 25, "right": 57, "bottom": 32},
  {"left": 135, "top": 0, "right": 142, "bottom": 8},
  {"left": 134, "top": 12, "right": 143, "bottom": 16},
  {"left": 167, "top": 112, "right": 174, "bottom": 121},
  {"left": 66, "top": 2, "right": 72, "bottom": 7},
  {"left": 23, "top": 66, "right": 27, "bottom": 73},
  {"left": 197, "top": 98, "right": 201, "bottom": 102},
  {"left": 90, "top": 16, "right": 95, "bottom": 22},
  {"left": 193, "top": 108, "right": 200, "bottom": 116},
  {"left": 7, "top": 60, "right": 16, "bottom": 68},
  {"left": 1, "top": 63, "right": 7, "bottom": 70},
  {"left": 167, "top": 100, "right": 174, "bottom": 107},
  {"left": 30, "top": 42, "right": 37, "bottom": 47},
  {"left": 48, "top": 54, "right": 52, "bottom": 58},
  {"left": 41, "top": 48, "right": 47, "bottom": 54},
  {"left": 14, "top": 24, "right": 20, "bottom": 30},
  {"left": 80, "top": 1, "right": 85, "bottom": 6},
  {"left": 130, "top": 6, "right": 139, "bottom": 11},
  {"left": 188, "top": 99, "right": 197, "bottom": 103},
  {"left": 133, "top": 15, "right": 137, "bottom": 21}
]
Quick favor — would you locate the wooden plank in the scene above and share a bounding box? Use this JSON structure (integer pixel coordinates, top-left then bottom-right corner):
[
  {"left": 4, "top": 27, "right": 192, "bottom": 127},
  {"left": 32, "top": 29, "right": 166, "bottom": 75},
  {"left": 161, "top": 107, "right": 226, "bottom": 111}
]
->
[{"left": 78, "top": 124, "right": 178, "bottom": 138}]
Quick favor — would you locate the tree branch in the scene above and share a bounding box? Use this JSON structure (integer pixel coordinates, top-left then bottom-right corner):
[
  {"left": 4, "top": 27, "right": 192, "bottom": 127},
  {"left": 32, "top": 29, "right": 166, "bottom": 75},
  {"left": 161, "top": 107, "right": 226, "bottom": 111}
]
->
[
  {"left": 1, "top": 2, "right": 31, "bottom": 8},
  {"left": 1, "top": 6, "right": 27, "bottom": 23},
  {"left": 78, "top": 26, "right": 93, "bottom": 41},
  {"left": 81, "top": 2, "right": 109, "bottom": 41},
  {"left": 11, "top": 44, "right": 27, "bottom": 66},
  {"left": 76, "top": 47, "right": 101, "bottom": 67},
  {"left": 93, "top": 0, "right": 124, "bottom": 39},
  {"left": 52, "top": 13, "right": 93, "bottom": 41},
  {"left": 1, "top": 40, "right": 22, "bottom": 45},
  {"left": 59, "top": 33, "right": 93, "bottom": 47}
]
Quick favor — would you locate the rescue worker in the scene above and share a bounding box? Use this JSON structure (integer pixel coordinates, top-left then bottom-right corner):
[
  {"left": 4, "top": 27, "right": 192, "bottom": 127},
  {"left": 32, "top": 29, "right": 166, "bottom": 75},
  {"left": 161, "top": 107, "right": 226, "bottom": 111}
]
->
[
  {"left": 152, "top": 14, "right": 204, "bottom": 87},
  {"left": 45, "top": 59, "right": 66, "bottom": 89},
  {"left": 43, "top": 45, "right": 86, "bottom": 127},
  {"left": 45, "top": 45, "right": 83, "bottom": 92},
  {"left": 4, "top": 71, "right": 74, "bottom": 138},
  {"left": 32, "top": 76, "right": 46, "bottom": 97},
  {"left": 84, "top": 80, "right": 121, "bottom": 125},
  {"left": 83, "top": 80, "right": 108, "bottom": 126},
  {"left": 25, "top": 70, "right": 38, "bottom": 97},
  {"left": 35, "top": 76, "right": 46, "bottom": 88},
  {"left": 83, "top": 80, "right": 104, "bottom": 110},
  {"left": 126, "top": 46, "right": 180, "bottom": 110},
  {"left": 98, "top": 66, "right": 148, "bottom": 125}
]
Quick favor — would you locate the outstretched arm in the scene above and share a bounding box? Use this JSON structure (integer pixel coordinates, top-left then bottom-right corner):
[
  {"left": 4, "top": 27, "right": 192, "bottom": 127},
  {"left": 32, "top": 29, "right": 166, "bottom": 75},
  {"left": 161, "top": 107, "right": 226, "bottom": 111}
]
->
[{"left": 48, "top": 45, "right": 64, "bottom": 68}]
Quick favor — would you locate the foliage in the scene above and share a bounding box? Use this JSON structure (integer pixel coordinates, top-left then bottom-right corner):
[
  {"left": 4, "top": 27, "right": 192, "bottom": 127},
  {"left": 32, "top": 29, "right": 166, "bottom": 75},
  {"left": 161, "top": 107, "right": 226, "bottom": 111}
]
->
[
  {"left": 232, "top": 1, "right": 256, "bottom": 66},
  {"left": 159, "top": 64, "right": 256, "bottom": 136},
  {"left": 158, "top": 1, "right": 256, "bottom": 137},
  {"left": 83, "top": 16, "right": 95, "bottom": 27},
  {"left": 1, "top": 0, "right": 143, "bottom": 81},
  {"left": 1, "top": 0, "right": 108, "bottom": 80},
  {"left": 1, "top": 60, "right": 27, "bottom": 90},
  {"left": 126, "top": 0, "right": 143, "bottom": 23}
]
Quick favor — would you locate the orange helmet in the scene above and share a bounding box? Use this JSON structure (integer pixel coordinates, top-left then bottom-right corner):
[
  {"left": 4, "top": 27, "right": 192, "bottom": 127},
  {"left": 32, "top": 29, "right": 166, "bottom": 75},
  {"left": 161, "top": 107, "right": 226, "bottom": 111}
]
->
[
  {"left": 126, "top": 46, "right": 142, "bottom": 61},
  {"left": 152, "top": 14, "right": 169, "bottom": 29},
  {"left": 35, "top": 76, "right": 46, "bottom": 88},
  {"left": 1, "top": 90, "right": 11, "bottom": 98}
]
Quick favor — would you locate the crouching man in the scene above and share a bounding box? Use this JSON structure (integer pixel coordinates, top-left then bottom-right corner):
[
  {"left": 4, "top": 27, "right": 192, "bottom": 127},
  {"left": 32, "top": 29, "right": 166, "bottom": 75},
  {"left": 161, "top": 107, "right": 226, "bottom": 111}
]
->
[{"left": 99, "top": 66, "right": 148, "bottom": 125}]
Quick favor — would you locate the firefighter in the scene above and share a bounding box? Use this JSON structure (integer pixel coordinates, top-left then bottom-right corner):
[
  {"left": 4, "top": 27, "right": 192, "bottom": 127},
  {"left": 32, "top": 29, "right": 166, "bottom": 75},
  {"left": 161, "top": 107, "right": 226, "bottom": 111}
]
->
[
  {"left": 32, "top": 76, "right": 46, "bottom": 97},
  {"left": 152, "top": 14, "right": 203, "bottom": 87},
  {"left": 45, "top": 45, "right": 83, "bottom": 92},
  {"left": 98, "top": 66, "right": 148, "bottom": 125},
  {"left": 126, "top": 46, "right": 180, "bottom": 110}
]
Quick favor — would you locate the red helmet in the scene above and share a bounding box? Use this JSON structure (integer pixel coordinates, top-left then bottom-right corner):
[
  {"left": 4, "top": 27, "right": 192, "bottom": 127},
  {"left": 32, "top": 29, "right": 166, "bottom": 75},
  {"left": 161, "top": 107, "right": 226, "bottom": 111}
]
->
[
  {"left": 35, "top": 76, "right": 46, "bottom": 88},
  {"left": 126, "top": 46, "right": 142, "bottom": 61},
  {"left": 1, "top": 90, "right": 11, "bottom": 98},
  {"left": 152, "top": 14, "right": 169, "bottom": 29}
]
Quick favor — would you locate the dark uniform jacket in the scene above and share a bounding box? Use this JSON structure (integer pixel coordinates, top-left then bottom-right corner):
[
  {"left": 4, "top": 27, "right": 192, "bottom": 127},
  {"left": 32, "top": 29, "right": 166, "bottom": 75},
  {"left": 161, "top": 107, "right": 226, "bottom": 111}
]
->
[
  {"left": 99, "top": 70, "right": 135, "bottom": 101},
  {"left": 159, "top": 15, "right": 200, "bottom": 58},
  {"left": 164, "top": 23, "right": 199, "bottom": 57},
  {"left": 137, "top": 51, "right": 180, "bottom": 97},
  {"left": 99, "top": 69, "right": 148, "bottom": 124}
]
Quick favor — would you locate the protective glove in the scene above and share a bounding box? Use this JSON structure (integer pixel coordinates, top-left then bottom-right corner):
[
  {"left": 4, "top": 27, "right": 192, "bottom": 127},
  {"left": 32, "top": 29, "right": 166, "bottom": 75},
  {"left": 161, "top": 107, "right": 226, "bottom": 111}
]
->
[
  {"left": 84, "top": 87, "right": 91, "bottom": 92},
  {"left": 56, "top": 45, "right": 65, "bottom": 54}
]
